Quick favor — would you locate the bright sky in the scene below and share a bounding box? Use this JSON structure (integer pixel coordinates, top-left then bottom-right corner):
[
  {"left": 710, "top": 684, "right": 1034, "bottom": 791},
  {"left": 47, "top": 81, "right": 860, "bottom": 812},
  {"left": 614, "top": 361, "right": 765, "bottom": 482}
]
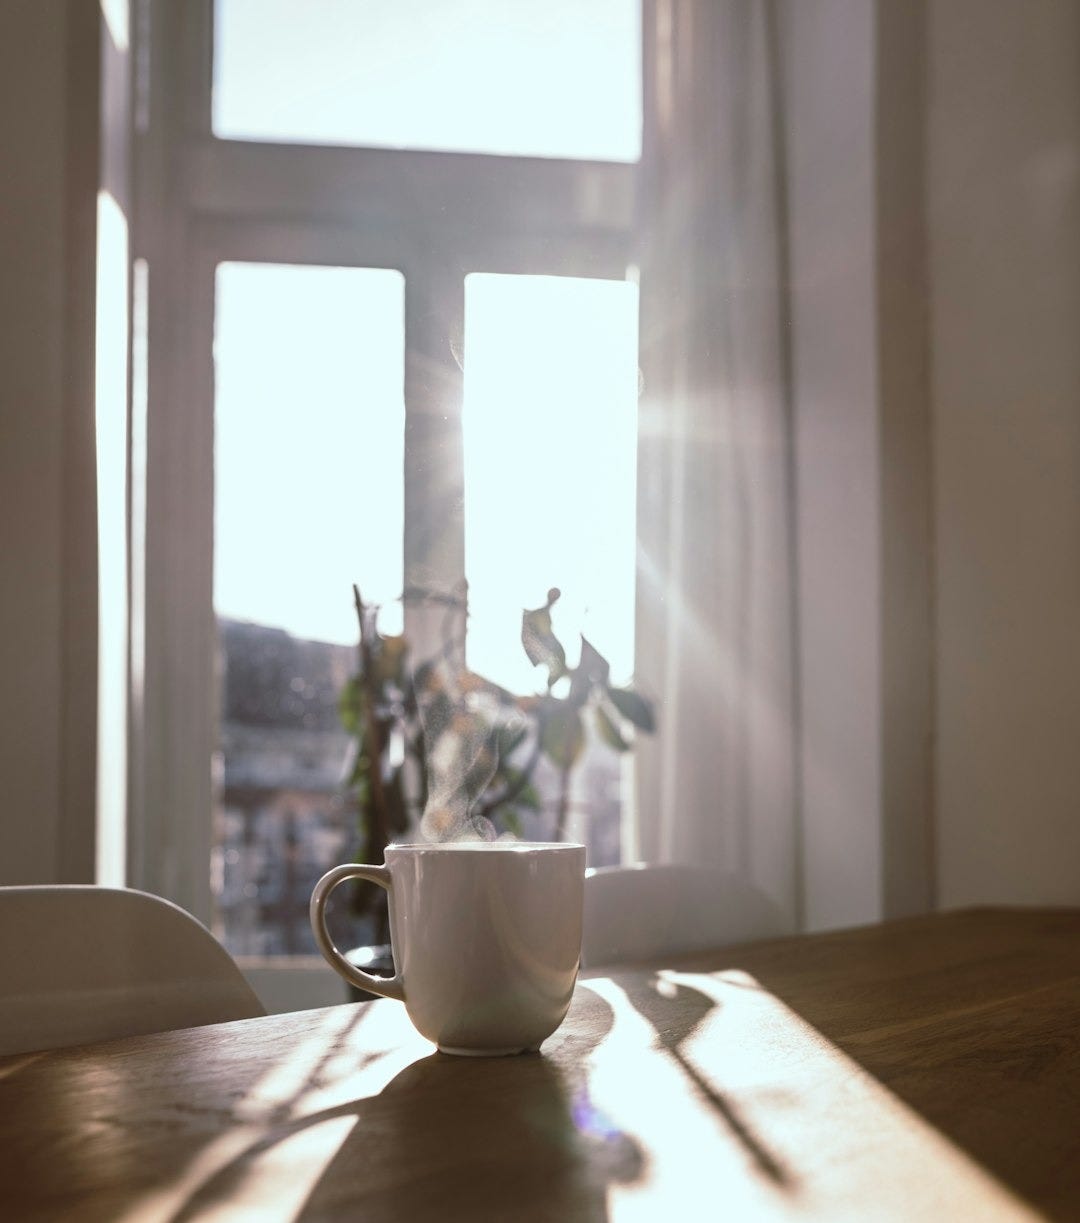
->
[
  {"left": 214, "top": 263, "right": 406, "bottom": 643},
  {"left": 213, "top": 0, "right": 641, "bottom": 162}
]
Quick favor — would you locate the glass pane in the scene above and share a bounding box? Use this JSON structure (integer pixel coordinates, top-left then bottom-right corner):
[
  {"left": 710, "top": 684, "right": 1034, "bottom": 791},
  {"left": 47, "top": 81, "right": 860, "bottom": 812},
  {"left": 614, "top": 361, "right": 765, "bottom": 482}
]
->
[
  {"left": 94, "top": 191, "right": 130, "bottom": 888},
  {"left": 213, "top": 0, "right": 641, "bottom": 162},
  {"left": 463, "top": 273, "right": 639, "bottom": 864},
  {"left": 212, "top": 262, "right": 404, "bottom": 957}
]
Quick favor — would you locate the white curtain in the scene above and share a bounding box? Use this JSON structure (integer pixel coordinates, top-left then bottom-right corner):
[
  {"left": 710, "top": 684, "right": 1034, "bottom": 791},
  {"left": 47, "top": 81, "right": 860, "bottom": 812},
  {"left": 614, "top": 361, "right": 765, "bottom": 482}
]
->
[{"left": 633, "top": 0, "right": 800, "bottom": 930}]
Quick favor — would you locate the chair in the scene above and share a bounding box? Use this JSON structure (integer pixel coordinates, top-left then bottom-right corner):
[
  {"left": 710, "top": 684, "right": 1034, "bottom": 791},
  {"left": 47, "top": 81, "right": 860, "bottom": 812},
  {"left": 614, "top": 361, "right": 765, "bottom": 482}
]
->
[
  {"left": 581, "top": 864, "right": 788, "bottom": 970},
  {"left": 0, "top": 886, "right": 265, "bottom": 1057}
]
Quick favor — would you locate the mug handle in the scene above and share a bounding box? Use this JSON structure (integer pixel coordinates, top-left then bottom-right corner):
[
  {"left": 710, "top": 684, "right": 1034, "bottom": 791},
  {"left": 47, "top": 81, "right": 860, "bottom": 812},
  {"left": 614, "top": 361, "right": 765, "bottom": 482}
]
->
[{"left": 310, "top": 863, "right": 405, "bottom": 1003}]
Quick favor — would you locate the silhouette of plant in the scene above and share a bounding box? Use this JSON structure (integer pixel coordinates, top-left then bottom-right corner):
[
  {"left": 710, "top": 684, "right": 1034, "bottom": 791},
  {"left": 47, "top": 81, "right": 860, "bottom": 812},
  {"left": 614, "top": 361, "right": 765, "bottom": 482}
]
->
[{"left": 340, "top": 583, "right": 654, "bottom": 939}]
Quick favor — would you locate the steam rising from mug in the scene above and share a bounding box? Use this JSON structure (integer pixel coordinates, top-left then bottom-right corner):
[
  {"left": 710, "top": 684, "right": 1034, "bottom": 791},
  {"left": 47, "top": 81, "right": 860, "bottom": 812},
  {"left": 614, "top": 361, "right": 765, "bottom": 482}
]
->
[{"left": 413, "top": 657, "right": 523, "bottom": 845}]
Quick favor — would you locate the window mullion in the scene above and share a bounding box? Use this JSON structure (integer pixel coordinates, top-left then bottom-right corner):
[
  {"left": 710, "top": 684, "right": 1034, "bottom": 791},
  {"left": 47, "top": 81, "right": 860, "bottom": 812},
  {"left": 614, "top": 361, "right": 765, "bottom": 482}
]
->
[{"left": 402, "top": 265, "right": 467, "bottom": 663}]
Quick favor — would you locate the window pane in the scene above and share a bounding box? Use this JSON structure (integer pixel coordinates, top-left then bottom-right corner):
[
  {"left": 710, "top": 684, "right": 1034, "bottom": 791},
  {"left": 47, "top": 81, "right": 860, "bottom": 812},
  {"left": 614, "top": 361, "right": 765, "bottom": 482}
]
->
[
  {"left": 95, "top": 192, "right": 129, "bottom": 888},
  {"left": 213, "top": 0, "right": 641, "bottom": 162},
  {"left": 463, "top": 273, "right": 639, "bottom": 864},
  {"left": 212, "top": 262, "right": 404, "bottom": 956}
]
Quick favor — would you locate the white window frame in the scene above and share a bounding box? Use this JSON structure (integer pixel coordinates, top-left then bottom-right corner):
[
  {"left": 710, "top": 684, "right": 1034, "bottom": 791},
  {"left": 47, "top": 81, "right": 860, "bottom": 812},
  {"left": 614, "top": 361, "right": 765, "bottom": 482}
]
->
[{"left": 130, "top": 0, "right": 640, "bottom": 985}]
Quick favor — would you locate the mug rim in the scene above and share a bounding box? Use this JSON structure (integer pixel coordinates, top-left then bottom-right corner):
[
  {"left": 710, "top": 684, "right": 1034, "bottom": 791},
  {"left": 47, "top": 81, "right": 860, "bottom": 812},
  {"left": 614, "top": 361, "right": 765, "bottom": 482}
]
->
[{"left": 385, "top": 840, "right": 585, "bottom": 853}]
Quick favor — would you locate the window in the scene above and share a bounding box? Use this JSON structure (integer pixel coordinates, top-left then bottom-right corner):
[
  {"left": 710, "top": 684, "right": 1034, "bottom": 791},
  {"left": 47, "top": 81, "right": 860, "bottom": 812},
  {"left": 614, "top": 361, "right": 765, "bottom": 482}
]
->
[
  {"left": 132, "top": 0, "right": 641, "bottom": 1001},
  {"left": 212, "top": 263, "right": 405, "bottom": 954},
  {"left": 213, "top": 0, "right": 641, "bottom": 161},
  {"left": 95, "top": 191, "right": 130, "bottom": 889}
]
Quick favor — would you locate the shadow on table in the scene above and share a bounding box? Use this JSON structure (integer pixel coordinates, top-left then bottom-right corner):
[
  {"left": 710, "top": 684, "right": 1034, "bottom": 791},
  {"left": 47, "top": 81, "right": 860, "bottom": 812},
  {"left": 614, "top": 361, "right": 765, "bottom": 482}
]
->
[
  {"left": 169, "top": 971, "right": 798, "bottom": 1220},
  {"left": 605, "top": 971, "right": 794, "bottom": 1190},
  {"left": 170, "top": 986, "right": 645, "bottom": 1223},
  {"left": 300, "top": 1051, "right": 644, "bottom": 1221}
]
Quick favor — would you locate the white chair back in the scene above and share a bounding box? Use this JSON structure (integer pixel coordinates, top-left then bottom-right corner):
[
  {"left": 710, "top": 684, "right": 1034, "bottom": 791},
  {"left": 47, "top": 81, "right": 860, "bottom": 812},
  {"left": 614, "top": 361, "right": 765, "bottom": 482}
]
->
[
  {"left": 0, "top": 886, "right": 265, "bottom": 1056},
  {"left": 582, "top": 864, "right": 787, "bottom": 970}
]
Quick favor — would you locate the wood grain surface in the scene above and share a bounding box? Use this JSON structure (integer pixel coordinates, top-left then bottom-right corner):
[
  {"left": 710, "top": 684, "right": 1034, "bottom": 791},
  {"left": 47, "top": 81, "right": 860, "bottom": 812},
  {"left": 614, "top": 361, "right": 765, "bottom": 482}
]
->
[{"left": 0, "top": 908, "right": 1076, "bottom": 1221}]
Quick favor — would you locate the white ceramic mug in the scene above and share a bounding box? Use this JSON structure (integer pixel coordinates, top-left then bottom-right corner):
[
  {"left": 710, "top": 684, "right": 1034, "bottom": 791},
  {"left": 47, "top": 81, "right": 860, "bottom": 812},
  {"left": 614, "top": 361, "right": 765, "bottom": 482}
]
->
[{"left": 310, "top": 841, "right": 586, "bottom": 1056}]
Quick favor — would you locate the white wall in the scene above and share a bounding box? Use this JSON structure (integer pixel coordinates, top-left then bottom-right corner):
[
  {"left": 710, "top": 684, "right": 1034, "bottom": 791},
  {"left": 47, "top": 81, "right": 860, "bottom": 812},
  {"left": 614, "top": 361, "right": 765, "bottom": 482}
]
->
[
  {"left": 929, "top": 0, "right": 1080, "bottom": 906},
  {"left": 788, "top": 0, "right": 1080, "bottom": 920},
  {"left": 785, "top": 0, "right": 884, "bottom": 930},
  {"left": 0, "top": 1, "right": 98, "bottom": 884}
]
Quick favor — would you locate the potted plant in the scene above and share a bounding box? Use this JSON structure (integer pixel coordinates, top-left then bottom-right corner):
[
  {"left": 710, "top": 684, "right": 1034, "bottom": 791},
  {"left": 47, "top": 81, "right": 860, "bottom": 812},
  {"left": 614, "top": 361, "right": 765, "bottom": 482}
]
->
[{"left": 336, "top": 583, "right": 654, "bottom": 992}]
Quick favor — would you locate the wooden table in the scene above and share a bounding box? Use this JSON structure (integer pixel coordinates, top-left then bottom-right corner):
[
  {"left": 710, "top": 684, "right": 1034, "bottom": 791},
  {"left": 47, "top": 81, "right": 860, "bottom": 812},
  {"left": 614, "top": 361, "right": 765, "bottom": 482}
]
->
[{"left": 1, "top": 908, "right": 1077, "bottom": 1221}]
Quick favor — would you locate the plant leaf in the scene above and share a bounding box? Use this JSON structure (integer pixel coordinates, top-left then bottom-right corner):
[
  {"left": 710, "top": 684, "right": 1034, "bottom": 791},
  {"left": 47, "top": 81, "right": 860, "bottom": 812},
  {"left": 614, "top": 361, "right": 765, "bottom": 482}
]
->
[
  {"left": 349, "top": 762, "right": 371, "bottom": 802},
  {"left": 595, "top": 703, "right": 630, "bottom": 752},
  {"left": 411, "top": 658, "right": 438, "bottom": 693},
  {"left": 540, "top": 706, "right": 585, "bottom": 769},
  {"left": 515, "top": 781, "right": 542, "bottom": 810},
  {"left": 522, "top": 601, "right": 567, "bottom": 685},
  {"left": 607, "top": 686, "right": 656, "bottom": 733},
  {"left": 338, "top": 676, "right": 365, "bottom": 735},
  {"left": 496, "top": 722, "right": 529, "bottom": 761},
  {"left": 579, "top": 636, "right": 611, "bottom": 686},
  {"left": 569, "top": 635, "right": 611, "bottom": 707},
  {"left": 374, "top": 634, "right": 409, "bottom": 685}
]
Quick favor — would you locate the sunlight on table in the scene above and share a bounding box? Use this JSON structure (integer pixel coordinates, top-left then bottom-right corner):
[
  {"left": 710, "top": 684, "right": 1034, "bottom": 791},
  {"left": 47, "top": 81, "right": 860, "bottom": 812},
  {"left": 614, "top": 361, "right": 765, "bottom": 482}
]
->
[{"left": 581, "top": 972, "right": 1039, "bottom": 1222}]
